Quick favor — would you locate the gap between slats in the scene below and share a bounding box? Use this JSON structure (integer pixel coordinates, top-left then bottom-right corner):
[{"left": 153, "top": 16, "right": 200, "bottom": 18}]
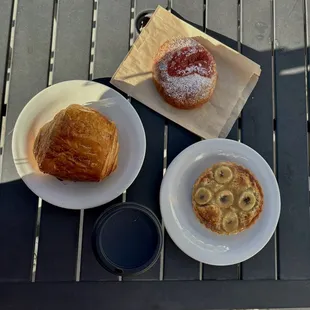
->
[
  {"left": 305, "top": 2, "right": 310, "bottom": 243},
  {"left": 304, "top": 1, "right": 310, "bottom": 201},
  {"left": 0, "top": 0, "right": 18, "bottom": 178},
  {"left": 161, "top": 0, "right": 171, "bottom": 282},
  {"left": 305, "top": 2, "right": 310, "bottom": 276},
  {"left": 305, "top": 0, "right": 309, "bottom": 123},
  {"left": 271, "top": 0, "right": 278, "bottom": 280},
  {"left": 160, "top": 124, "right": 168, "bottom": 281},
  {"left": 237, "top": 0, "right": 242, "bottom": 280},
  {"left": 200, "top": 0, "right": 207, "bottom": 281},
  {"left": 304, "top": 0, "right": 310, "bottom": 281}
]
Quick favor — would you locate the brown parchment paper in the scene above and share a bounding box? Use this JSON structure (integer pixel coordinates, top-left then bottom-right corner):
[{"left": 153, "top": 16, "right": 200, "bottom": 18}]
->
[{"left": 111, "top": 6, "right": 261, "bottom": 139}]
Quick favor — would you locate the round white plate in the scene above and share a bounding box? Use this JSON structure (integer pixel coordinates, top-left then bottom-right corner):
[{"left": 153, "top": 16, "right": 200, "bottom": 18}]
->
[
  {"left": 12, "top": 80, "right": 146, "bottom": 209},
  {"left": 160, "top": 139, "right": 280, "bottom": 266}
]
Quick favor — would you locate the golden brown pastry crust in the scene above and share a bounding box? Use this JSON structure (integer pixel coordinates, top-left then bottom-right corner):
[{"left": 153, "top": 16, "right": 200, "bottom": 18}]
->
[
  {"left": 192, "top": 162, "right": 264, "bottom": 235},
  {"left": 152, "top": 37, "right": 217, "bottom": 109},
  {"left": 33, "top": 104, "right": 119, "bottom": 182}
]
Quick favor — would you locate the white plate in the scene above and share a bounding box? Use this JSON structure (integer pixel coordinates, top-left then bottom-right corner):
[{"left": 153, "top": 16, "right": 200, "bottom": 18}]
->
[
  {"left": 160, "top": 139, "right": 280, "bottom": 266},
  {"left": 12, "top": 80, "right": 146, "bottom": 209}
]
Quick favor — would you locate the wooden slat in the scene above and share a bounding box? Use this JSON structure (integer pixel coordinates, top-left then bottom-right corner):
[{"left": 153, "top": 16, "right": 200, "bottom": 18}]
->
[
  {"left": 0, "top": 0, "right": 13, "bottom": 114},
  {"left": 206, "top": 0, "right": 239, "bottom": 141},
  {"left": 124, "top": 99, "right": 165, "bottom": 281},
  {"left": 275, "top": 0, "right": 310, "bottom": 279},
  {"left": 0, "top": 0, "right": 54, "bottom": 281},
  {"left": 240, "top": 0, "right": 275, "bottom": 280},
  {"left": 136, "top": 0, "right": 167, "bottom": 13},
  {"left": 164, "top": 123, "right": 200, "bottom": 280},
  {"left": 81, "top": 0, "right": 131, "bottom": 281},
  {"left": 207, "top": 0, "right": 238, "bottom": 49},
  {"left": 36, "top": 208, "right": 80, "bottom": 281},
  {"left": 80, "top": 197, "right": 122, "bottom": 281},
  {"left": 163, "top": 1, "right": 203, "bottom": 280},
  {"left": 52, "top": 0, "right": 93, "bottom": 83},
  {"left": 123, "top": 0, "right": 167, "bottom": 282},
  {"left": 93, "top": 0, "right": 131, "bottom": 78},
  {"left": 36, "top": 0, "right": 93, "bottom": 282},
  {"left": 173, "top": 0, "right": 204, "bottom": 26},
  {"left": 203, "top": 0, "right": 239, "bottom": 281},
  {"left": 3, "top": 280, "right": 310, "bottom": 309}
]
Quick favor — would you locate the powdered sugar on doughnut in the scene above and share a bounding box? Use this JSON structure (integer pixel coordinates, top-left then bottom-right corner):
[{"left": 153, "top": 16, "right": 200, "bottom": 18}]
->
[
  {"left": 153, "top": 37, "right": 217, "bottom": 108},
  {"left": 159, "top": 61, "right": 209, "bottom": 103}
]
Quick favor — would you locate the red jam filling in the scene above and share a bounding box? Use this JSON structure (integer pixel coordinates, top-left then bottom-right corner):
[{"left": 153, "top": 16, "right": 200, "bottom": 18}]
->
[{"left": 167, "top": 46, "right": 213, "bottom": 78}]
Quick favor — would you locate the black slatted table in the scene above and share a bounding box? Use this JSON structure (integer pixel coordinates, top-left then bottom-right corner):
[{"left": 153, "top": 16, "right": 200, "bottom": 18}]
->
[{"left": 1, "top": 0, "right": 310, "bottom": 309}]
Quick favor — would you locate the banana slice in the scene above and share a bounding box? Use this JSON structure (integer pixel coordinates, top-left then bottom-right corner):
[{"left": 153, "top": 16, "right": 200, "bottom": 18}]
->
[
  {"left": 214, "top": 166, "right": 233, "bottom": 184},
  {"left": 238, "top": 191, "right": 256, "bottom": 211},
  {"left": 222, "top": 211, "right": 239, "bottom": 233},
  {"left": 194, "top": 187, "right": 212, "bottom": 205},
  {"left": 215, "top": 190, "right": 234, "bottom": 208}
]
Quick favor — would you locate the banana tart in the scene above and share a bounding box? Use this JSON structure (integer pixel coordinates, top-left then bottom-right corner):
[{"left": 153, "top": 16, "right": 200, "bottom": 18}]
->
[{"left": 192, "top": 162, "right": 264, "bottom": 235}]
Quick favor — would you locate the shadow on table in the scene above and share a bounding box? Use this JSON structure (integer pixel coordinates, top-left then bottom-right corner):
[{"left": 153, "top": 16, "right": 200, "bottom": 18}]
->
[{"left": 0, "top": 178, "right": 39, "bottom": 281}]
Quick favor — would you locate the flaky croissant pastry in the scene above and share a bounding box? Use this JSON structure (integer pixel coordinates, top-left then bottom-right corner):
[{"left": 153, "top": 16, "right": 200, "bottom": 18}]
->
[{"left": 33, "top": 104, "right": 119, "bottom": 182}]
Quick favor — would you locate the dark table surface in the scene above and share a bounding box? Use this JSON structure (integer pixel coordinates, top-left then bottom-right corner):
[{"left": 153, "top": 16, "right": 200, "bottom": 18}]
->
[{"left": 1, "top": 0, "right": 310, "bottom": 309}]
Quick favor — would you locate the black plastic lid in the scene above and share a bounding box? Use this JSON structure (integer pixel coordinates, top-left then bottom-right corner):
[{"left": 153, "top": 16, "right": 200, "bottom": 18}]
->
[
  {"left": 92, "top": 202, "right": 163, "bottom": 276},
  {"left": 135, "top": 9, "right": 155, "bottom": 34}
]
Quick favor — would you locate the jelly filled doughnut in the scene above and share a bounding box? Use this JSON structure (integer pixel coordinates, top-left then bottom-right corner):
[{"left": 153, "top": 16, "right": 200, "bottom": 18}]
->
[{"left": 152, "top": 37, "right": 217, "bottom": 109}]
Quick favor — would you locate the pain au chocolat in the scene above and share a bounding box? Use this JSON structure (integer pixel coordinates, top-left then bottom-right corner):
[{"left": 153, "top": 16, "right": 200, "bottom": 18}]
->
[{"left": 33, "top": 104, "right": 119, "bottom": 182}]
